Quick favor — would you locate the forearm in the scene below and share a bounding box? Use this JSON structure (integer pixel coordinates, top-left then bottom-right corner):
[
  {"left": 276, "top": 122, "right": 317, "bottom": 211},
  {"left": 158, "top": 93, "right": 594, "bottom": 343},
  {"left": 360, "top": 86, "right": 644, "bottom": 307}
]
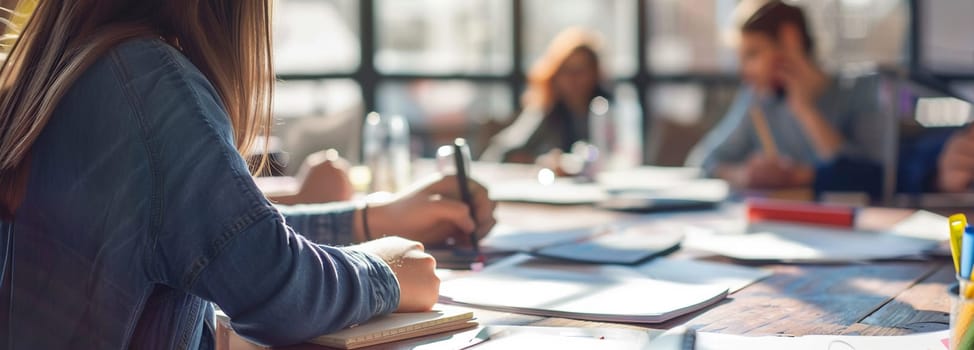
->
[
  {"left": 792, "top": 104, "right": 845, "bottom": 160},
  {"left": 188, "top": 215, "right": 399, "bottom": 346}
]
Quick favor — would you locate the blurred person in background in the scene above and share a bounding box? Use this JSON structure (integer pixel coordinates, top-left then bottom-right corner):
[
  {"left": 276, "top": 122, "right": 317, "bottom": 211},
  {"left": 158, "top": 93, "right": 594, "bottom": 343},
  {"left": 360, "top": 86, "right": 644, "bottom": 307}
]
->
[
  {"left": 482, "top": 27, "right": 611, "bottom": 168},
  {"left": 898, "top": 126, "right": 974, "bottom": 194},
  {"left": 687, "top": 0, "right": 886, "bottom": 193}
]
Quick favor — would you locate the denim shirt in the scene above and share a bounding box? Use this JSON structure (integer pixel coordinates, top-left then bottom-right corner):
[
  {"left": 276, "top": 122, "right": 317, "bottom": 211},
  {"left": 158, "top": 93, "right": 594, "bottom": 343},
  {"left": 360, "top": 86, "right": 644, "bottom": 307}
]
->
[
  {"left": 0, "top": 38, "right": 399, "bottom": 349},
  {"left": 686, "top": 75, "right": 889, "bottom": 175}
]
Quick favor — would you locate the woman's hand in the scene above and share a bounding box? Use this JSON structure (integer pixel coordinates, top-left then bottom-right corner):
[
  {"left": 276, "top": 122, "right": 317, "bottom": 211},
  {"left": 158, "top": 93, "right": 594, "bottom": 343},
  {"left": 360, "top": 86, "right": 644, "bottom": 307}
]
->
[
  {"left": 721, "top": 154, "right": 814, "bottom": 189},
  {"left": 365, "top": 175, "right": 497, "bottom": 247},
  {"left": 352, "top": 237, "right": 439, "bottom": 312}
]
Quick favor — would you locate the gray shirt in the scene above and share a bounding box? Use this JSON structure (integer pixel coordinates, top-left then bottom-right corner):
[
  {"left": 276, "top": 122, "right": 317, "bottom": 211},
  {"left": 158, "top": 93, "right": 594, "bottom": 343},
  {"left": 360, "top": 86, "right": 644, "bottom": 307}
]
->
[{"left": 686, "top": 75, "right": 888, "bottom": 176}]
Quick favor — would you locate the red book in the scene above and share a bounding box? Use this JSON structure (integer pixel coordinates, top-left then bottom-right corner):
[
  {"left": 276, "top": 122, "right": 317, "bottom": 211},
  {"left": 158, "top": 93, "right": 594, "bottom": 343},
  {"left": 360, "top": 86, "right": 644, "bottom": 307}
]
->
[{"left": 746, "top": 199, "right": 856, "bottom": 227}]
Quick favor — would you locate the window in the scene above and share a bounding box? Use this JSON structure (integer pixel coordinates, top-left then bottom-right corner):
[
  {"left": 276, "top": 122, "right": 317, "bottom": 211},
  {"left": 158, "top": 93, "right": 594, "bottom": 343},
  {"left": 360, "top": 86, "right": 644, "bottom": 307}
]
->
[
  {"left": 646, "top": 0, "right": 738, "bottom": 74},
  {"left": 374, "top": 0, "right": 512, "bottom": 75},
  {"left": 274, "top": 0, "right": 359, "bottom": 74},
  {"left": 269, "top": 0, "right": 916, "bottom": 169},
  {"left": 523, "top": 0, "right": 638, "bottom": 77}
]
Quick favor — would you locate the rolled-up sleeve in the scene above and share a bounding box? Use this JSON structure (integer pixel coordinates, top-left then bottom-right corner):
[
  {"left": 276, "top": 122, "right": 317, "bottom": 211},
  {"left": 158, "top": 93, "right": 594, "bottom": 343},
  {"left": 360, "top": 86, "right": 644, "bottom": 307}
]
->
[
  {"left": 277, "top": 202, "right": 359, "bottom": 246},
  {"left": 120, "top": 43, "right": 400, "bottom": 346}
]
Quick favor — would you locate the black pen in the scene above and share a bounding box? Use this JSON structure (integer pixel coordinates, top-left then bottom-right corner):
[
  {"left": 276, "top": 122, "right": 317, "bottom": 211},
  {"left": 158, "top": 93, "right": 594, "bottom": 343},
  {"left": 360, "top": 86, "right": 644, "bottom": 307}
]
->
[{"left": 451, "top": 138, "right": 480, "bottom": 257}]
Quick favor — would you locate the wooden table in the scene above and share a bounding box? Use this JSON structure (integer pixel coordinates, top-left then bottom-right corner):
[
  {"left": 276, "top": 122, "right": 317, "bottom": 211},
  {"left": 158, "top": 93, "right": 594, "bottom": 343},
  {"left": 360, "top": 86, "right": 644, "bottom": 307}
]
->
[
  {"left": 219, "top": 163, "right": 957, "bottom": 349},
  {"left": 217, "top": 200, "right": 955, "bottom": 350}
]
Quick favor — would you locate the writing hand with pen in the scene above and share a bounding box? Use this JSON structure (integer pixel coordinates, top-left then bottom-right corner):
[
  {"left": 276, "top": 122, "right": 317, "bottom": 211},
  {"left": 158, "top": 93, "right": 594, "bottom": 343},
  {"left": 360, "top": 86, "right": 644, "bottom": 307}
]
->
[
  {"left": 365, "top": 174, "right": 497, "bottom": 247},
  {"left": 352, "top": 173, "right": 496, "bottom": 313}
]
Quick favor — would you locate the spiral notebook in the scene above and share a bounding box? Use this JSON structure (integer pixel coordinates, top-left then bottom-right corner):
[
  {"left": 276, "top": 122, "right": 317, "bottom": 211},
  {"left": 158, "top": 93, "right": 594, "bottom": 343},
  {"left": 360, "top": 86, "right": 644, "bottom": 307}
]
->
[{"left": 309, "top": 308, "right": 476, "bottom": 349}]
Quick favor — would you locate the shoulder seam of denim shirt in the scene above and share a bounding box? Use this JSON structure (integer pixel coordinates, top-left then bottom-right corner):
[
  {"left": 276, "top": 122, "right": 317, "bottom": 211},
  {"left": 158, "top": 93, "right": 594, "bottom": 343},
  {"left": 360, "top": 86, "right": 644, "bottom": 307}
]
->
[
  {"left": 107, "top": 45, "right": 165, "bottom": 282},
  {"left": 108, "top": 39, "right": 278, "bottom": 291}
]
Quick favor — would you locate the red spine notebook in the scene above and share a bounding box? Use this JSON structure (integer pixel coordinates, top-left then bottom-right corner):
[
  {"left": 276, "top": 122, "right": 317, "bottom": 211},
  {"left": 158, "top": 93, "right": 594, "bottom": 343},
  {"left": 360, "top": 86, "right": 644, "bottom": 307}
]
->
[{"left": 746, "top": 199, "right": 856, "bottom": 227}]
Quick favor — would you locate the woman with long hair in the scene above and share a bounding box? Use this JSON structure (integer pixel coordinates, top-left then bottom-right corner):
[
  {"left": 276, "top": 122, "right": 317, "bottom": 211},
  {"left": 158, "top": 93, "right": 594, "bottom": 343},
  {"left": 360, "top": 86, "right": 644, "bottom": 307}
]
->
[
  {"left": 482, "top": 28, "right": 610, "bottom": 163},
  {"left": 0, "top": 1, "right": 495, "bottom": 348}
]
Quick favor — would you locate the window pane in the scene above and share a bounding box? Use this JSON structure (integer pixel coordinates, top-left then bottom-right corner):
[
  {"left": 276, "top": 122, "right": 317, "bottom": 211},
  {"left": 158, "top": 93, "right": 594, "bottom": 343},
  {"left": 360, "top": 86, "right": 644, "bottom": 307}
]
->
[
  {"left": 792, "top": 0, "right": 908, "bottom": 69},
  {"left": 523, "top": 0, "right": 638, "bottom": 77},
  {"left": 646, "top": 0, "right": 907, "bottom": 74},
  {"left": 374, "top": 0, "right": 513, "bottom": 75},
  {"left": 273, "top": 79, "right": 364, "bottom": 174},
  {"left": 376, "top": 80, "right": 513, "bottom": 157},
  {"left": 274, "top": 0, "right": 360, "bottom": 74},
  {"left": 919, "top": 2, "right": 974, "bottom": 74},
  {"left": 645, "top": 0, "right": 738, "bottom": 74}
]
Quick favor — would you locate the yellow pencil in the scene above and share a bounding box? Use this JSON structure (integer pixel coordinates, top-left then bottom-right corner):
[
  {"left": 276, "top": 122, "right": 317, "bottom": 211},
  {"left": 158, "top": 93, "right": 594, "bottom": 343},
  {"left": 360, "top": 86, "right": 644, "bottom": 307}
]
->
[{"left": 749, "top": 106, "right": 778, "bottom": 158}]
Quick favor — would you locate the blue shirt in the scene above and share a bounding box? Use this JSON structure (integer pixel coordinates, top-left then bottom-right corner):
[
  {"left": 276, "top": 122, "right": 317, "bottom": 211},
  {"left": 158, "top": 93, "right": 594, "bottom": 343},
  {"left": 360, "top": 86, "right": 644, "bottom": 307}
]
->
[
  {"left": 687, "top": 75, "right": 889, "bottom": 175},
  {"left": 0, "top": 38, "right": 399, "bottom": 349}
]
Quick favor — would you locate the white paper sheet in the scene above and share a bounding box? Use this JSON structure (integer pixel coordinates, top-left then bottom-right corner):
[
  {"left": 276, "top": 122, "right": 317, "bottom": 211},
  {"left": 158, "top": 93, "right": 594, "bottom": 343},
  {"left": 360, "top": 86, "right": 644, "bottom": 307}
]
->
[
  {"left": 487, "top": 179, "right": 608, "bottom": 205},
  {"left": 692, "top": 330, "right": 949, "bottom": 350},
  {"left": 472, "top": 326, "right": 654, "bottom": 350}
]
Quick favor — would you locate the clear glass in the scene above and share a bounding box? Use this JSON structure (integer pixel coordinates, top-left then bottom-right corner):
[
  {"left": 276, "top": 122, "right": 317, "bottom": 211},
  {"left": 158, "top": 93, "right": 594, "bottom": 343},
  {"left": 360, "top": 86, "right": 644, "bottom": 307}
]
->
[
  {"left": 375, "top": 80, "right": 513, "bottom": 158},
  {"left": 273, "top": 0, "right": 360, "bottom": 74},
  {"left": 362, "top": 112, "right": 412, "bottom": 193},
  {"left": 523, "top": 0, "right": 638, "bottom": 77},
  {"left": 374, "top": 0, "right": 513, "bottom": 75},
  {"left": 952, "top": 276, "right": 974, "bottom": 350},
  {"left": 272, "top": 79, "right": 363, "bottom": 175}
]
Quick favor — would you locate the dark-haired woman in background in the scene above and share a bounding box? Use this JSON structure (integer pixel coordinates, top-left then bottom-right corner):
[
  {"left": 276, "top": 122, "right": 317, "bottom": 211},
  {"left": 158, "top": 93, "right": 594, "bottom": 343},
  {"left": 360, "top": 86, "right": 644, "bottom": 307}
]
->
[
  {"left": 687, "top": 0, "right": 887, "bottom": 192},
  {"left": 482, "top": 28, "right": 611, "bottom": 164}
]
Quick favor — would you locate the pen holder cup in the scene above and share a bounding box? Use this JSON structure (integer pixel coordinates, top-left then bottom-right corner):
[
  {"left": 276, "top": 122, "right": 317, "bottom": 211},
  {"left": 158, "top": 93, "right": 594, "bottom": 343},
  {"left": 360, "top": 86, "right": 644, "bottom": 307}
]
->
[{"left": 952, "top": 277, "right": 974, "bottom": 350}]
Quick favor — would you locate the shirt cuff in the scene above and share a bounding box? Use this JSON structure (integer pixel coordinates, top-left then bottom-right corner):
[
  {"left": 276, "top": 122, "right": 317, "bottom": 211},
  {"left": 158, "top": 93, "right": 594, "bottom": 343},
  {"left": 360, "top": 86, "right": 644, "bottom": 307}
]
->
[{"left": 341, "top": 248, "right": 400, "bottom": 317}]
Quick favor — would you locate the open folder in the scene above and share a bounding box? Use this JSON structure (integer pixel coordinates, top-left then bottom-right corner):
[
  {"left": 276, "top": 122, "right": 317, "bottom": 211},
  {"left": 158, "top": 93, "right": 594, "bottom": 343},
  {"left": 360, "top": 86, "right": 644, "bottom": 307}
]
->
[
  {"left": 482, "top": 222, "right": 685, "bottom": 265},
  {"left": 439, "top": 255, "right": 730, "bottom": 323}
]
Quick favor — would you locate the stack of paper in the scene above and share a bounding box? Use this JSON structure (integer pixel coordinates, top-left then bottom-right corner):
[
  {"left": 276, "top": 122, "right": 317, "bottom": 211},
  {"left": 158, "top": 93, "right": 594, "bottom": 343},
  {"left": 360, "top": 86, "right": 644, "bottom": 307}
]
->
[
  {"left": 684, "top": 222, "right": 941, "bottom": 263},
  {"left": 309, "top": 308, "right": 476, "bottom": 349},
  {"left": 486, "top": 166, "right": 729, "bottom": 205},
  {"left": 481, "top": 222, "right": 685, "bottom": 265}
]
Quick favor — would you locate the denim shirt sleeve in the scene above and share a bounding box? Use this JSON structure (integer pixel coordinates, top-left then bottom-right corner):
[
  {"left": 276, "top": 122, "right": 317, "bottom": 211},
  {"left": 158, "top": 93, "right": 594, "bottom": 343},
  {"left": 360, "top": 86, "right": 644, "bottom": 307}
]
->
[
  {"left": 111, "top": 40, "right": 399, "bottom": 346},
  {"left": 685, "top": 87, "right": 756, "bottom": 176},
  {"left": 276, "top": 202, "right": 360, "bottom": 246}
]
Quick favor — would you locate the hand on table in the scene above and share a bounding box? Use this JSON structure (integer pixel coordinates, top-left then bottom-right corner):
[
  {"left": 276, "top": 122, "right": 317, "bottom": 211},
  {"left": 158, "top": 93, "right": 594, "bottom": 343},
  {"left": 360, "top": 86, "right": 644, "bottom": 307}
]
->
[
  {"left": 939, "top": 128, "right": 974, "bottom": 192},
  {"left": 732, "top": 154, "right": 814, "bottom": 189},
  {"left": 264, "top": 149, "right": 354, "bottom": 205},
  {"left": 352, "top": 237, "right": 439, "bottom": 312}
]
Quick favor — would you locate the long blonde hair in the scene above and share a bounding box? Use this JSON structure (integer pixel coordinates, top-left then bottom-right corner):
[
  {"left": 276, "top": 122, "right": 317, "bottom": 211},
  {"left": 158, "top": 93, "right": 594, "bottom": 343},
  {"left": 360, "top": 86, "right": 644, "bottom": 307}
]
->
[{"left": 0, "top": 0, "right": 274, "bottom": 218}]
